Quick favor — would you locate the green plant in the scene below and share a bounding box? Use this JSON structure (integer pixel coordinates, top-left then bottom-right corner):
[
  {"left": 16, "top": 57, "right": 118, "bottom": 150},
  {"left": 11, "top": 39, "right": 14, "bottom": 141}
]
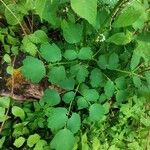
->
[{"left": 0, "top": 0, "right": 150, "bottom": 149}]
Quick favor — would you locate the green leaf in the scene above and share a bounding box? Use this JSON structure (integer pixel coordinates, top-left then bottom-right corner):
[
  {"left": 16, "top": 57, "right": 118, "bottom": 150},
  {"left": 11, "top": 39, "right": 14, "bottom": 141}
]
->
[
  {"left": 34, "top": 140, "right": 47, "bottom": 150},
  {"left": 12, "top": 106, "right": 25, "bottom": 120},
  {"left": 0, "top": 107, "right": 5, "bottom": 122},
  {"left": 67, "top": 113, "right": 81, "bottom": 133},
  {"left": 5, "top": 4, "right": 24, "bottom": 25},
  {"left": 51, "top": 128, "right": 75, "bottom": 150},
  {"left": 40, "top": 43, "right": 62, "bottom": 62},
  {"left": 62, "top": 91, "right": 75, "bottom": 104},
  {"left": 48, "top": 66, "right": 66, "bottom": 84},
  {"left": 28, "top": 30, "right": 48, "bottom": 44},
  {"left": 115, "top": 77, "right": 126, "bottom": 90},
  {"left": 108, "top": 53, "right": 119, "bottom": 70},
  {"left": 27, "top": 134, "right": 41, "bottom": 148},
  {"left": 104, "top": 80, "right": 115, "bottom": 99},
  {"left": 116, "top": 90, "right": 128, "bottom": 104},
  {"left": 22, "top": 56, "right": 46, "bottom": 83},
  {"left": 107, "top": 32, "right": 132, "bottom": 45},
  {"left": 71, "top": 0, "right": 98, "bottom": 26},
  {"left": 0, "top": 137, "right": 5, "bottom": 149},
  {"left": 0, "top": 97, "right": 10, "bottom": 108},
  {"left": 132, "top": 76, "right": 142, "bottom": 88},
  {"left": 97, "top": 54, "right": 108, "bottom": 69},
  {"left": 82, "top": 89, "right": 99, "bottom": 102},
  {"left": 64, "top": 49, "right": 78, "bottom": 60},
  {"left": 59, "top": 78, "right": 75, "bottom": 90},
  {"left": 130, "top": 49, "right": 141, "bottom": 70},
  {"left": 90, "top": 68, "right": 103, "bottom": 88},
  {"left": 61, "top": 21, "right": 83, "bottom": 44},
  {"left": 3, "top": 54, "right": 11, "bottom": 63},
  {"left": 22, "top": 36, "right": 37, "bottom": 56},
  {"left": 78, "top": 47, "right": 93, "bottom": 60},
  {"left": 70, "top": 64, "right": 89, "bottom": 83},
  {"left": 89, "top": 103, "right": 105, "bottom": 121},
  {"left": 47, "top": 107, "right": 68, "bottom": 131},
  {"left": 77, "top": 96, "right": 89, "bottom": 110},
  {"left": 113, "top": 4, "right": 143, "bottom": 27},
  {"left": 41, "top": 89, "right": 61, "bottom": 106},
  {"left": 13, "top": 137, "right": 26, "bottom": 148},
  {"left": 35, "top": 0, "right": 60, "bottom": 27}
]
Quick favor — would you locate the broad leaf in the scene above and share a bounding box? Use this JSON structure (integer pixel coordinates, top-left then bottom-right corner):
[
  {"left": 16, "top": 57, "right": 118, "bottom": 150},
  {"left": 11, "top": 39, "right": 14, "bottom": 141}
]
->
[
  {"left": 67, "top": 113, "right": 81, "bottom": 133},
  {"left": 22, "top": 56, "right": 46, "bottom": 83},
  {"left": 71, "top": 0, "right": 98, "bottom": 26},
  {"left": 51, "top": 128, "right": 75, "bottom": 150},
  {"left": 82, "top": 89, "right": 99, "bottom": 102},
  {"left": 47, "top": 107, "right": 68, "bottom": 131},
  {"left": 107, "top": 32, "right": 133, "bottom": 45},
  {"left": 13, "top": 137, "right": 25, "bottom": 148},
  {"left": 62, "top": 91, "right": 75, "bottom": 104},
  {"left": 104, "top": 80, "right": 115, "bottom": 99},
  {"left": 48, "top": 66, "right": 66, "bottom": 84},
  {"left": 41, "top": 89, "right": 61, "bottom": 106},
  {"left": 12, "top": 106, "right": 25, "bottom": 120},
  {"left": 61, "top": 21, "right": 83, "bottom": 43},
  {"left": 27, "top": 134, "right": 40, "bottom": 148},
  {"left": 78, "top": 47, "right": 93, "bottom": 60},
  {"left": 89, "top": 103, "right": 105, "bottom": 121},
  {"left": 64, "top": 49, "right": 78, "bottom": 60},
  {"left": 90, "top": 68, "right": 103, "bottom": 87},
  {"left": 40, "top": 43, "right": 62, "bottom": 62}
]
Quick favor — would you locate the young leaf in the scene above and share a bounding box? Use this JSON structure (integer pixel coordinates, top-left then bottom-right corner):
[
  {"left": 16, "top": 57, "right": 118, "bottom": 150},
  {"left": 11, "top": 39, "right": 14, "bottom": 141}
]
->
[
  {"left": 47, "top": 107, "right": 68, "bottom": 131},
  {"left": 59, "top": 78, "right": 75, "bottom": 91},
  {"left": 22, "top": 56, "right": 46, "bottom": 83},
  {"left": 41, "top": 89, "right": 61, "bottom": 106},
  {"left": 64, "top": 49, "right": 78, "bottom": 60},
  {"left": 77, "top": 96, "right": 89, "bottom": 110},
  {"left": 0, "top": 97, "right": 10, "bottom": 108},
  {"left": 108, "top": 53, "right": 119, "bottom": 70},
  {"left": 97, "top": 54, "right": 108, "bottom": 69},
  {"left": 22, "top": 36, "right": 38, "bottom": 56},
  {"left": 104, "top": 80, "right": 115, "bottom": 99},
  {"left": 116, "top": 90, "right": 128, "bottom": 104},
  {"left": 113, "top": 5, "right": 143, "bottom": 27},
  {"left": 13, "top": 137, "right": 25, "bottom": 148},
  {"left": 115, "top": 77, "right": 126, "bottom": 90},
  {"left": 5, "top": 4, "right": 23, "bottom": 25},
  {"left": 106, "top": 32, "right": 132, "bottom": 45},
  {"left": 82, "top": 89, "right": 99, "bottom": 102},
  {"left": 62, "top": 91, "right": 75, "bottom": 104},
  {"left": 61, "top": 21, "right": 83, "bottom": 44},
  {"left": 90, "top": 68, "right": 103, "bottom": 87},
  {"left": 12, "top": 106, "right": 25, "bottom": 120},
  {"left": 70, "top": 64, "right": 89, "bottom": 83},
  {"left": 51, "top": 128, "right": 75, "bottom": 150},
  {"left": 71, "top": 0, "right": 98, "bottom": 26},
  {"left": 27, "top": 134, "right": 41, "bottom": 148},
  {"left": 89, "top": 103, "right": 105, "bottom": 121},
  {"left": 78, "top": 47, "right": 93, "bottom": 60},
  {"left": 67, "top": 113, "right": 81, "bottom": 134},
  {"left": 48, "top": 66, "right": 66, "bottom": 84},
  {"left": 28, "top": 30, "right": 48, "bottom": 44},
  {"left": 40, "top": 43, "right": 62, "bottom": 62}
]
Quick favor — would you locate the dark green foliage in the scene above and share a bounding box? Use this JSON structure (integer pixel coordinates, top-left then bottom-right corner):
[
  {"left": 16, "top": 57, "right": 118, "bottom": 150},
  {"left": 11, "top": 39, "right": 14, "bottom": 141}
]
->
[{"left": 0, "top": 0, "right": 150, "bottom": 149}]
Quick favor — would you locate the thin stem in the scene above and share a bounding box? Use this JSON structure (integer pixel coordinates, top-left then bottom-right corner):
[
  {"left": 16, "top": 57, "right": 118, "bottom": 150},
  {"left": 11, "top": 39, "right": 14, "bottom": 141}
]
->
[{"left": 67, "top": 84, "right": 80, "bottom": 116}]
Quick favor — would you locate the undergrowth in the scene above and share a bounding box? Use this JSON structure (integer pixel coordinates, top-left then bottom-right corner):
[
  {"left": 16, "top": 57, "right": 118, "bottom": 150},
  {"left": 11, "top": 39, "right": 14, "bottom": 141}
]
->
[{"left": 0, "top": 0, "right": 150, "bottom": 149}]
